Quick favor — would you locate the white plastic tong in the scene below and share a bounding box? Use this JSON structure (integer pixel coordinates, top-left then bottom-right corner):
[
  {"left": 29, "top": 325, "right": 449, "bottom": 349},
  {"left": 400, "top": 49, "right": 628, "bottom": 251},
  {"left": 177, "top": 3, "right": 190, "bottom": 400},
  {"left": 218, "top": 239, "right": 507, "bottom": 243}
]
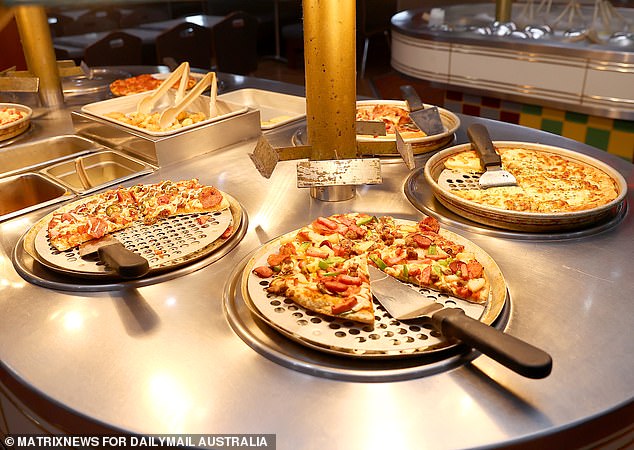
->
[{"left": 135, "top": 61, "right": 219, "bottom": 128}]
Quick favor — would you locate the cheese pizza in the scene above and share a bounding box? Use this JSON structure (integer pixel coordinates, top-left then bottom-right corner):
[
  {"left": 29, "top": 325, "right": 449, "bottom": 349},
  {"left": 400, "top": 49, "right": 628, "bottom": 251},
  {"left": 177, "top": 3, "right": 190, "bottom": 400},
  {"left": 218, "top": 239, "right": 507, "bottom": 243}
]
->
[{"left": 444, "top": 148, "right": 620, "bottom": 213}]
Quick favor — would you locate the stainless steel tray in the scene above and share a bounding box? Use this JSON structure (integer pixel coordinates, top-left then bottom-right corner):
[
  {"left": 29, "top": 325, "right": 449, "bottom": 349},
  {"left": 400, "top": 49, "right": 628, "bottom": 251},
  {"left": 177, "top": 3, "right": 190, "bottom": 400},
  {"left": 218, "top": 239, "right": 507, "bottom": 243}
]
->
[
  {"left": 71, "top": 108, "right": 262, "bottom": 166},
  {"left": 41, "top": 150, "right": 155, "bottom": 194},
  {"left": 0, "top": 134, "right": 102, "bottom": 179},
  {"left": 0, "top": 172, "right": 73, "bottom": 222}
]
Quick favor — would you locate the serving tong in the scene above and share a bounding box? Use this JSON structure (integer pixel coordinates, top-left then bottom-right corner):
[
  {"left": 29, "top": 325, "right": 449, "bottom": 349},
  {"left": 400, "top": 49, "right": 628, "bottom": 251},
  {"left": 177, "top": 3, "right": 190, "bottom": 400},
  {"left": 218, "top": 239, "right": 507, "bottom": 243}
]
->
[{"left": 135, "top": 61, "right": 219, "bottom": 128}]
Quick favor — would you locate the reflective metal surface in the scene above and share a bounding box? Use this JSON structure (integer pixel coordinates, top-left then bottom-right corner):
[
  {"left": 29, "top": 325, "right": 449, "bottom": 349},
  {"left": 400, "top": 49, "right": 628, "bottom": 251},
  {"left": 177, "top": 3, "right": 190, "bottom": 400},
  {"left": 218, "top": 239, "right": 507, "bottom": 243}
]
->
[{"left": 0, "top": 73, "right": 632, "bottom": 448}]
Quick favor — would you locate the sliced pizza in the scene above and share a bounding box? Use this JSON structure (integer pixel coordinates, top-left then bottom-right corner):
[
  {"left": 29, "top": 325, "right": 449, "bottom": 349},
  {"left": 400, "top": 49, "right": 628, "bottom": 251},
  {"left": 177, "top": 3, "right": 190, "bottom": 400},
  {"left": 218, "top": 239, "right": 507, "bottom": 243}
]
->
[
  {"left": 47, "top": 179, "right": 230, "bottom": 251},
  {"left": 252, "top": 213, "right": 490, "bottom": 324}
]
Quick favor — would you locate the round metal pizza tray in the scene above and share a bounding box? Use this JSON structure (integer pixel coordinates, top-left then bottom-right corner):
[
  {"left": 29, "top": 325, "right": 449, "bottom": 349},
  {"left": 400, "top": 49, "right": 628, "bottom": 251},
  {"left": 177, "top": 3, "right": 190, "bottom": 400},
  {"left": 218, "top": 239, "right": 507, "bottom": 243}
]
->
[
  {"left": 0, "top": 103, "right": 32, "bottom": 143},
  {"left": 423, "top": 141, "right": 628, "bottom": 232},
  {"left": 238, "top": 219, "right": 508, "bottom": 359},
  {"left": 20, "top": 191, "right": 244, "bottom": 282}
]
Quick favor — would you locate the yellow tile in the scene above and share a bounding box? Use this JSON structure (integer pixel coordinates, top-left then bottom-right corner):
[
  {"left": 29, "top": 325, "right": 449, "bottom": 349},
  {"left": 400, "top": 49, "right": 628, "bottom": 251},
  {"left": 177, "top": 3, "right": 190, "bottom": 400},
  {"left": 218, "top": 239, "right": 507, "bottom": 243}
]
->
[
  {"left": 542, "top": 107, "right": 565, "bottom": 121},
  {"left": 607, "top": 130, "right": 634, "bottom": 161},
  {"left": 561, "top": 122, "right": 587, "bottom": 143},
  {"left": 587, "top": 115, "right": 613, "bottom": 129},
  {"left": 519, "top": 114, "right": 542, "bottom": 130}
]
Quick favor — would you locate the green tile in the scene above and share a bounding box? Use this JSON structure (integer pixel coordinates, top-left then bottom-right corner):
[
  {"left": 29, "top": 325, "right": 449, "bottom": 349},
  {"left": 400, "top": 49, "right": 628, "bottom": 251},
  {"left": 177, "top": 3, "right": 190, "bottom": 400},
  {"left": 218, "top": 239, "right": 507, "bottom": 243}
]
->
[
  {"left": 613, "top": 119, "right": 634, "bottom": 133},
  {"left": 541, "top": 118, "right": 563, "bottom": 135},
  {"left": 564, "top": 111, "right": 588, "bottom": 124},
  {"left": 521, "top": 104, "right": 542, "bottom": 115},
  {"left": 585, "top": 127, "right": 610, "bottom": 150}
]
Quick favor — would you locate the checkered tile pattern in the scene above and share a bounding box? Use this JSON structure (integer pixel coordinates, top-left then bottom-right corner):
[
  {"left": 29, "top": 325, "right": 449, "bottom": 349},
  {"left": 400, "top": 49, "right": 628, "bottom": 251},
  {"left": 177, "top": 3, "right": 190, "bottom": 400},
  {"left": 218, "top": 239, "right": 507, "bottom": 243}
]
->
[{"left": 443, "top": 90, "right": 634, "bottom": 161}]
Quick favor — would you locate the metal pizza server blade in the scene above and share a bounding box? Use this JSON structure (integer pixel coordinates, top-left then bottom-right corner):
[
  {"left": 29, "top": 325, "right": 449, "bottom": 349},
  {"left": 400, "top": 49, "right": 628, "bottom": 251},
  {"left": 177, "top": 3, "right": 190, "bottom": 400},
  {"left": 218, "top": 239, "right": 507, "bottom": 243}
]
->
[
  {"left": 368, "top": 265, "right": 552, "bottom": 379},
  {"left": 79, "top": 235, "right": 149, "bottom": 279},
  {"left": 467, "top": 123, "right": 517, "bottom": 189},
  {"left": 400, "top": 85, "right": 444, "bottom": 136}
]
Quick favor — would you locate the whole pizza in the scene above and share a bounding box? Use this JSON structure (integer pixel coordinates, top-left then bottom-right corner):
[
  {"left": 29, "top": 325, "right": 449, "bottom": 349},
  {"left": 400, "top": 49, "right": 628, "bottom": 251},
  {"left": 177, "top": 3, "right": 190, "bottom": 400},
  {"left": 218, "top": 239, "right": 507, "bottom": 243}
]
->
[
  {"left": 109, "top": 74, "right": 197, "bottom": 96},
  {"left": 443, "top": 147, "right": 620, "bottom": 213},
  {"left": 251, "top": 214, "right": 488, "bottom": 324},
  {"left": 47, "top": 178, "right": 230, "bottom": 252}
]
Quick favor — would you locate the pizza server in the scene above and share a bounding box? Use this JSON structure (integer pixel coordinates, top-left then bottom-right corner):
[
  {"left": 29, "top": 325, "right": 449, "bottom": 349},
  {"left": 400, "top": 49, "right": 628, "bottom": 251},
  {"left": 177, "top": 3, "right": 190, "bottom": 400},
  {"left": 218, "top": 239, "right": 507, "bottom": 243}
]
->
[
  {"left": 467, "top": 123, "right": 518, "bottom": 188},
  {"left": 400, "top": 85, "right": 445, "bottom": 136},
  {"left": 79, "top": 236, "right": 149, "bottom": 279},
  {"left": 368, "top": 265, "right": 553, "bottom": 379}
]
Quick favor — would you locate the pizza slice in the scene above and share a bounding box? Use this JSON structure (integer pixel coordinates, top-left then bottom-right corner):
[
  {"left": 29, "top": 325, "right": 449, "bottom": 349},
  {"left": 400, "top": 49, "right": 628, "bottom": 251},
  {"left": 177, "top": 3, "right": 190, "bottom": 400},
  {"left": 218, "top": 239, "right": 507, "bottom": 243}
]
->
[
  {"left": 47, "top": 188, "right": 141, "bottom": 252},
  {"left": 47, "top": 179, "right": 230, "bottom": 251},
  {"left": 368, "top": 217, "right": 489, "bottom": 304},
  {"left": 252, "top": 234, "right": 375, "bottom": 324},
  {"left": 130, "top": 179, "right": 230, "bottom": 225}
]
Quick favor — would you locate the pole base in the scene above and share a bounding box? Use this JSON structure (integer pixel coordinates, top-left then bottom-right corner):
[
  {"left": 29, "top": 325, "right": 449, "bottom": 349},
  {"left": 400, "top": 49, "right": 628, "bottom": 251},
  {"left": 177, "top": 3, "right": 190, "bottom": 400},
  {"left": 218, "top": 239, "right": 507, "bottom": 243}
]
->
[{"left": 309, "top": 185, "right": 356, "bottom": 202}]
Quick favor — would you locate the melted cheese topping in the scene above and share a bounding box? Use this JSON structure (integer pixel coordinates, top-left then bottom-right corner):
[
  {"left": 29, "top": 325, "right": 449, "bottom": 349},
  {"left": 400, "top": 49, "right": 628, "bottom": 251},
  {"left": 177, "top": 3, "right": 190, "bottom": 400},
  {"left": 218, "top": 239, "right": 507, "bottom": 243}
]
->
[{"left": 444, "top": 148, "right": 619, "bottom": 213}]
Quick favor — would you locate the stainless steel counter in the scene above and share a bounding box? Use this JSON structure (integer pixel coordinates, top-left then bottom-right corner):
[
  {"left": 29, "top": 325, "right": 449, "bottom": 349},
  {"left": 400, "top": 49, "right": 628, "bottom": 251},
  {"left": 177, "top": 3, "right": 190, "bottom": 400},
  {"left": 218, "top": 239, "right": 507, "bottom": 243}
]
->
[{"left": 0, "top": 74, "right": 633, "bottom": 449}]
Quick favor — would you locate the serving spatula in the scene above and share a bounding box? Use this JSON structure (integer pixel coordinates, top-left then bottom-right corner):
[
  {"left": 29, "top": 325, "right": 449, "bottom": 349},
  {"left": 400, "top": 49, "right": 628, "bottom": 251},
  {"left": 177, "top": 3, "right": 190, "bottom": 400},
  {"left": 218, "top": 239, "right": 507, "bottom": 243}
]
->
[
  {"left": 400, "top": 85, "right": 444, "bottom": 136},
  {"left": 467, "top": 123, "right": 517, "bottom": 189},
  {"left": 368, "top": 265, "right": 552, "bottom": 379},
  {"left": 79, "top": 235, "right": 149, "bottom": 278}
]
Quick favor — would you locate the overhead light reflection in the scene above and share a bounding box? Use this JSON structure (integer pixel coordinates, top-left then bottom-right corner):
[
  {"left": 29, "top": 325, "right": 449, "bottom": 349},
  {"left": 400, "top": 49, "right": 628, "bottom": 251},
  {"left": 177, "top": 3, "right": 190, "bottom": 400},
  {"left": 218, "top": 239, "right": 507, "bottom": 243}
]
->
[{"left": 149, "top": 372, "right": 192, "bottom": 433}]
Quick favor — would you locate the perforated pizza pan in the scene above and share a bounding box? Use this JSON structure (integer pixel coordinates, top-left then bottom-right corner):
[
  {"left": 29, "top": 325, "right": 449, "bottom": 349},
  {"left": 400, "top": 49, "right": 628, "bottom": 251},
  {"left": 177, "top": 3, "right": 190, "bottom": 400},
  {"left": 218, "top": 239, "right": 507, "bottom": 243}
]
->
[
  {"left": 424, "top": 142, "right": 628, "bottom": 232},
  {"left": 23, "top": 192, "right": 243, "bottom": 280},
  {"left": 240, "top": 221, "right": 507, "bottom": 359}
]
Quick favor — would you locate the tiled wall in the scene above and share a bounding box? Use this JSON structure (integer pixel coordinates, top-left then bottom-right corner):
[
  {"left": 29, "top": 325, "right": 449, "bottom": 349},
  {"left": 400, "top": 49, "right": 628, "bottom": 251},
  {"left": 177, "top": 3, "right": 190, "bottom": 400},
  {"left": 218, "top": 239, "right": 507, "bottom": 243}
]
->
[{"left": 443, "top": 90, "right": 634, "bottom": 162}]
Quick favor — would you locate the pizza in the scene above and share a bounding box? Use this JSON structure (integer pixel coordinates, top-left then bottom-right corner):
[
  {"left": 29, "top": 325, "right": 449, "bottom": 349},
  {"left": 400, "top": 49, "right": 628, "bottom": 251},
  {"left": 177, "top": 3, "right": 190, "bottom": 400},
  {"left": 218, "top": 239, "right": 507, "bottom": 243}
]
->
[
  {"left": 109, "top": 74, "right": 197, "bottom": 96},
  {"left": 0, "top": 106, "right": 27, "bottom": 126},
  {"left": 356, "top": 104, "right": 426, "bottom": 138},
  {"left": 47, "top": 179, "right": 230, "bottom": 252},
  {"left": 251, "top": 214, "right": 489, "bottom": 324},
  {"left": 444, "top": 147, "right": 620, "bottom": 213}
]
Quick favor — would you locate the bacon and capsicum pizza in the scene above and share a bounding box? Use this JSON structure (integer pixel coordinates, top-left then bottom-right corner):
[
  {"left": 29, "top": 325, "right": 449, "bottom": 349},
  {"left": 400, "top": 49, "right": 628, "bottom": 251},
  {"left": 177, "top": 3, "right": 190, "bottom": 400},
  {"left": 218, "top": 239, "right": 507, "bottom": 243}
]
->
[{"left": 252, "top": 214, "right": 488, "bottom": 324}]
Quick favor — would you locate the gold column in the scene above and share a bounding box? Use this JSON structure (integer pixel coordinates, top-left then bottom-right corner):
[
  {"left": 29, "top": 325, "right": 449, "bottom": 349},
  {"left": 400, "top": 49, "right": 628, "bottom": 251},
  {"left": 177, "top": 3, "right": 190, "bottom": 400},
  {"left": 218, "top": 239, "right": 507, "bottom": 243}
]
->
[
  {"left": 14, "top": 5, "right": 64, "bottom": 108},
  {"left": 302, "top": 0, "right": 357, "bottom": 161},
  {"left": 495, "top": 0, "right": 512, "bottom": 22}
]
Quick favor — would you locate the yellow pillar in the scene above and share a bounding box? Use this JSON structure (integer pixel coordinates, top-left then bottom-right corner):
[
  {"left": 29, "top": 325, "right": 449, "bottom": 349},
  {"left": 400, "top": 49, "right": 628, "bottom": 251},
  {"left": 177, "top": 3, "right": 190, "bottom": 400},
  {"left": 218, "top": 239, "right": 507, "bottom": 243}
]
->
[
  {"left": 302, "top": 0, "right": 357, "bottom": 161},
  {"left": 14, "top": 5, "right": 64, "bottom": 108},
  {"left": 495, "top": 0, "right": 512, "bottom": 22}
]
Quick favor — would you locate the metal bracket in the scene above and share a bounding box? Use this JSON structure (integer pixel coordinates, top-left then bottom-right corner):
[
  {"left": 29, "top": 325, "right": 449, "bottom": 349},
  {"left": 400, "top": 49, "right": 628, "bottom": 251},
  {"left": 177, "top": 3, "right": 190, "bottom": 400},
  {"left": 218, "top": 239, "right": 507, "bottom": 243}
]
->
[
  {"left": 355, "top": 120, "right": 386, "bottom": 136},
  {"left": 297, "top": 158, "right": 382, "bottom": 187},
  {"left": 395, "top": 129, "right": 415, "bottom": 170}
]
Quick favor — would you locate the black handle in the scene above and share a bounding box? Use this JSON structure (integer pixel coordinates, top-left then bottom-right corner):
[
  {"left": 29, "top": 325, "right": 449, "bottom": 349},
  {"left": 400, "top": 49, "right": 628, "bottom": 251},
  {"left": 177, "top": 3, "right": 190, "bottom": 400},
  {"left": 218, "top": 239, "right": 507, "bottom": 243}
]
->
[
  {"left": 433, "top": 308, "right": 553, "bottom": 379},
  {"left": 467, "top": 123, "right": 501, "bottom": 168},
  {"left": 400, "top": 85, "right": 424, "bottom": 112},
  {"left": 98, "top": 242, "right": 150, "bottom": 279}
]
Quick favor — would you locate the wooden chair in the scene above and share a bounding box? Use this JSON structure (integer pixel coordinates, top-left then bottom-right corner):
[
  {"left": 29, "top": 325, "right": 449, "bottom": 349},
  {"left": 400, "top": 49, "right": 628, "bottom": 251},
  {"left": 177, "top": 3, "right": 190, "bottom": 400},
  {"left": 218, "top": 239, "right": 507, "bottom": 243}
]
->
[
  {"left": 357, "top": 0, "right": 397, "bottom": 79},
  {"left": 155, "top": 22, "right": 213, "bottom": 70},
  {"left": 83, "top": 32, "right": 143, "bottom": 67},
  {"left": 211, "top": 11, "right": 259, "bottom": 75},
  {"left": 64, "top": 8, "right": 121, "bottom": 35}
]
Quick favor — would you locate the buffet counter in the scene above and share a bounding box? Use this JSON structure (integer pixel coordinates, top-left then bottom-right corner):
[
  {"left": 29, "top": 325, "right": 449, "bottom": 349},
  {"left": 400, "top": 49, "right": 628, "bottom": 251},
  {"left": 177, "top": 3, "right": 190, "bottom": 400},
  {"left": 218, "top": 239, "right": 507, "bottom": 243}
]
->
[
  {"left": 390, "top": 4, "right": 634, "bottom": 121},
  {"left": 0, "top": 71, "right": 633, "bottom": 449}
]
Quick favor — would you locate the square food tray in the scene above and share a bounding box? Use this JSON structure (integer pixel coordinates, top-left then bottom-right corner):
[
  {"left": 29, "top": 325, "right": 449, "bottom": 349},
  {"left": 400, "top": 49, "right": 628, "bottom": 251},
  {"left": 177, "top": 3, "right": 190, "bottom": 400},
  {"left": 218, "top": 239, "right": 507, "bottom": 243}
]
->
[{"left": 218, "top": 89, "right": 306, "bottom": 130}]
